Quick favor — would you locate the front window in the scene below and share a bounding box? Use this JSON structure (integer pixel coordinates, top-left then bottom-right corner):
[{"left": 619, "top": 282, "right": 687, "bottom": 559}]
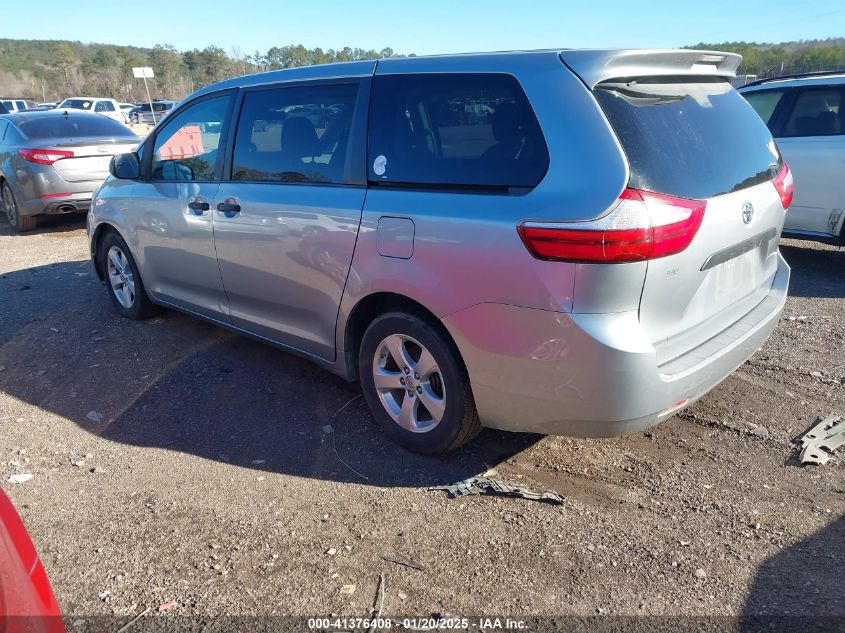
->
[{"left": 151, "top": 95, "right": 231, "bottom": 181}]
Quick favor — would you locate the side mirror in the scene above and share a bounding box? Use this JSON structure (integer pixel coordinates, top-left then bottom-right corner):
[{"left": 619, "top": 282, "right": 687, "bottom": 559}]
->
[{"left": 110, "top": 152, "right": 141, "bottom": 180}]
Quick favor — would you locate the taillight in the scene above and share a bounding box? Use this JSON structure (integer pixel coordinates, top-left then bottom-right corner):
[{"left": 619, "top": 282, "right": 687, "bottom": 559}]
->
[
  {"left": 772, "top": 162, "right": 793, "bottom": 210},
  {"left": 518, "top": 188, "right": 706, "bottom": 263},
  {"left": 18, "top": 148, "right": 74, "bottom": 165}
]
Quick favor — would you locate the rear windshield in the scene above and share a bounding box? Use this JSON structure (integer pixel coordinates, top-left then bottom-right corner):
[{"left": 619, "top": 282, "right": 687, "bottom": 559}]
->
[
  {"left": 59, "top": 99, "right": 94, "bottom": 110},
  {"left": 595, "top": 78, "right": 781, "bottom": 199},
  {"left": 17, "top": 115, "right": 137, "bottom": 140},
  {"left": 141, "top": 103, "right": 171, "bottom": 112}
]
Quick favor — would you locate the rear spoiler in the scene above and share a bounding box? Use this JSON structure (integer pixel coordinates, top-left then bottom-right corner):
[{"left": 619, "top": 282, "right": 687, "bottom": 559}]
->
[{"left": 560, "top": 49, "right": 743, "bottom": 89}]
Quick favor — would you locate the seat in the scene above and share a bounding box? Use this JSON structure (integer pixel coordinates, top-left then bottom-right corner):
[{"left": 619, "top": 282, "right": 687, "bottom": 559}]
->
[
  {"left": 280, "top": 116, "right": 320, "bottom": 162},
  {"left": 257, "top": 116, "right": 323, "bottom": 181}
]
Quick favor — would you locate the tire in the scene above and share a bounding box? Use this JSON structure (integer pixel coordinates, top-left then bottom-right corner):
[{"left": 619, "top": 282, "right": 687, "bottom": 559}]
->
[
  {"left": 2, "top": 182, "right": 36, "bottom": 232},
  {"left": 98, "top": 231, "right": 162, "bottom": 320},
  {"left": 359, "top": 311, "right": 481, "bottom": 454}
]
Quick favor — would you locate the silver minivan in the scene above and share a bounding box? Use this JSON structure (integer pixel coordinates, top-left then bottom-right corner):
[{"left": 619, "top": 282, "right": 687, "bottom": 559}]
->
[{"left": 88, "top": 49, "right": 791, "bottom": 454}]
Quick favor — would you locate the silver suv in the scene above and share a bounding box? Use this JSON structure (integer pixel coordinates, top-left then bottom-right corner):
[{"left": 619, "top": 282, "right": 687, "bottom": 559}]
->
[
  {"left": 739, "top": 72, "right": 845, "bottom": 245},
  {"left": 88, "top": 49, "right": 791, "bottom": 454}
]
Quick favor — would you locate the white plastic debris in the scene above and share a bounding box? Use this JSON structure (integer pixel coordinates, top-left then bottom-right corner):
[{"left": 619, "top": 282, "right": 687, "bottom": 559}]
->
[{"left": 6, "top": 473, "right": 33, "bottom": 484}]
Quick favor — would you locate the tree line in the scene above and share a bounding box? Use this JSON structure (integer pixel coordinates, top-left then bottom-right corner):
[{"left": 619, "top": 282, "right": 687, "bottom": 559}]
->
[
  {"left": 1, "top": 37, "right": 843, "bottom": 104},
  {"left": 686, "top": 38, "right": 845, "bottom": 77},
  {"left": 0, "top": 39, "right": 407, "bottom": 103}
]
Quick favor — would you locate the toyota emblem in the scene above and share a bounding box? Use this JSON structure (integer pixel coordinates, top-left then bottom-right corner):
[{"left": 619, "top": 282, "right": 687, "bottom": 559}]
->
[{"left": 742, "top": 201, "right": 754, "bottom": 224}]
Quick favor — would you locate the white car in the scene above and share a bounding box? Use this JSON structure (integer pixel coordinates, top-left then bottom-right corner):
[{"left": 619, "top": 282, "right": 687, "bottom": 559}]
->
[
  {"left": 56, "top": 97, "right": 128, "bottom": 124},
  {"left": 118, "top": 102, "right": 135, "bottom": 117},
  {"left": 1, "top": 98, "right": 38, "bottom": 113},
  {"left": 740, "top": 73, "right": 845, "bottom": 245}
]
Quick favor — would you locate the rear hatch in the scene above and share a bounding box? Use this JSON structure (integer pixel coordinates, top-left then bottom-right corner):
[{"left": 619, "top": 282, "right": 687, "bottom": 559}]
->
[
  {"left": 564, "top": 52, "right": 788, "bottom": 365},
  {"left": 49, "top": 139, "right": 139, "bottom": 182}
]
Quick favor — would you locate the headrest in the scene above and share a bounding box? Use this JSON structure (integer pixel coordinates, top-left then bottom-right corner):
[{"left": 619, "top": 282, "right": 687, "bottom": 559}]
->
[{"left": 281, "top": 117, "right": 320, "bottom": 158}]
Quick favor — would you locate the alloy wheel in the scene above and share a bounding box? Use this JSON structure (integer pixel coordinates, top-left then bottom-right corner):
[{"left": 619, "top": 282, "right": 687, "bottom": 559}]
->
[
  {"left": 106, "top": 246, "right": 136, "bottom": 309},
  {"left": 372, "top": 334, "right": 446, "bottom": 433}
]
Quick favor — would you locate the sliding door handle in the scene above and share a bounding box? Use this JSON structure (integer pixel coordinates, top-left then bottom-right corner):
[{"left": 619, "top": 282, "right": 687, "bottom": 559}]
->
[{"left": 217, "top": 201, "right": 241, "bottom": 217}]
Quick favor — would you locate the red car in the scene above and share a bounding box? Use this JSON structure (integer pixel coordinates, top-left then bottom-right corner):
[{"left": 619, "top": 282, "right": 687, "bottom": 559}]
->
[{"left": 0, "top": 490, "right": 64, "bottom": 632}]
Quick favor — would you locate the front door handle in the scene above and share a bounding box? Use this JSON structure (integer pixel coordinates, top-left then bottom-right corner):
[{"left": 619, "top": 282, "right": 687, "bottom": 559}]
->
[
  {"left": 187, "top": 200, "right": 210, "bottom": 215},
  {"left": 217, "top": 201, "right": 241, "bottom": 217}
]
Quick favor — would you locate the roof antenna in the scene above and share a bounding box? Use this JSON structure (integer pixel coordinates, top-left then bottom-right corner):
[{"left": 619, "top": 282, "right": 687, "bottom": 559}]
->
[{"left": 63, "top": 110, "right": 69, "bottom": 119}]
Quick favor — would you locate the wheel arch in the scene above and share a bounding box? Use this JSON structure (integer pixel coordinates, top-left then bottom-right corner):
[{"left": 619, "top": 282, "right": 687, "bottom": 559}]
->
[
  {"left": 90, "top": 222, "right": 127, "bottom": 281},
  {"left": 342, "top": 291, "right": 464, "bottom": 382}
]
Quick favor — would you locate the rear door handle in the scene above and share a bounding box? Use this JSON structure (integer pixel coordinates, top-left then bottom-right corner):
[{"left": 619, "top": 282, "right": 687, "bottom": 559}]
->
[{"left": 217, "top": 201, "right": 241, "bottom": 217}]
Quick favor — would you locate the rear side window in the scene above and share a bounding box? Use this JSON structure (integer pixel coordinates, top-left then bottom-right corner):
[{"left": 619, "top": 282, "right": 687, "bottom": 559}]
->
[
  {"left": 17, "top": 114, "right": 136, "bottom": 140},
  {"left": 595, "top": 78, "right": 781, "bottom": 199},
  {"left": 231, "top": 84, "right": 358, "bottom": 184},
  {"left": 368, "top": 73, "right": 549, "bottom": 190},
  {"left": 781, "top": 88, "right": 844, "bottom": 137},
  {"left": 742, "top": 89, "right": 786, "bottom": 126}
]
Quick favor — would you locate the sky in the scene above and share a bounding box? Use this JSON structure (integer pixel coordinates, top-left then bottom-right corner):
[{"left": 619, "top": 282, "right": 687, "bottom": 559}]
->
[{"left": 2, "top": 0, "right": 844, "bottom": 55}]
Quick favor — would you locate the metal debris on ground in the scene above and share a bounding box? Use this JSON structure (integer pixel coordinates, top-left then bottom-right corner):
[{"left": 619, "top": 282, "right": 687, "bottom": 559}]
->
[
  {"left": 430, "top": 476, "right": 564, "bottom": 505},
  {"left": 382, "top": 552, "right": 425, "bottom": 571},
  {"left": 799, "top": 415, "right": 845, "bottom": 465}
]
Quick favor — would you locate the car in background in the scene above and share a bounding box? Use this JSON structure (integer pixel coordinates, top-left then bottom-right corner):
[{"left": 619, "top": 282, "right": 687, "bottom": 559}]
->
[
  {"left": 127, "top": 105, "right": 143, "bottom": 123},
  {"left": 56, "top": 97, "right": 127, "bottom": 124},
  {"left": 0, "top": 489, "right": 65, "bottom": 632},
  {"left": 90, "top": 49, "right": 790, "bottom": 454},
  {"left": 38, "top": 102, "right": 58, "bottom": 109},
  {"left": 1, "top": 98, "right": 38, "bottom": 113},
  {"left": 740, "top": 72, "right": 844, "bottom": 245},
  {"left": 135, "top": 100, "right": 176, "bottom": 125},
  {"left": 118, "top": 102, "right": 135, "bottom": 118},
  {"left": 0, "top": 110, "right": 139, "bottom": 231}
]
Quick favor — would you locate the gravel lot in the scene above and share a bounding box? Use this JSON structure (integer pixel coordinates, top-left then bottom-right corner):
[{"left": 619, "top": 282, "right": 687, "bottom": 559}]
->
[{"left": 0, "top": 213, "right": 842, "bottom": 629}]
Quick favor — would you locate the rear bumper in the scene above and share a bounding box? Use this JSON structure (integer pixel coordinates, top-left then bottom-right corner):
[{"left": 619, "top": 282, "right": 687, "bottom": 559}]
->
[
  {"left": 20, "top": 192, "right": 93, "bottom": 216},
  {"left": 443, "top": 252, "right": 790, "bottom": 437},
  {"left": 12, "top": 160, "right": 113, "bottom": 217}
]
